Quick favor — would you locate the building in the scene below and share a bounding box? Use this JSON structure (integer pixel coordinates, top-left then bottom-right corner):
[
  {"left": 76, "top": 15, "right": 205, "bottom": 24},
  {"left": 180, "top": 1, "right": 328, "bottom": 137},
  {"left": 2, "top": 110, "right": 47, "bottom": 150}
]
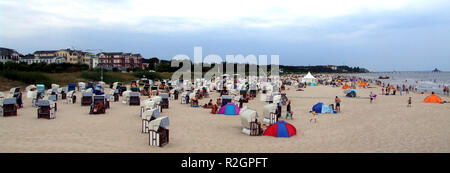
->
[
  {"left": 91, "top": 56, "right": 99, "bottom": 69},
  {"left": 37, "top": 56, "right": 66, "bottom": 64},
  {"left": 97, "top": 52, "right": 143, "bottom": 70},
  {"left": 19, "top": 54, "right": 65, "bottom": 64},
  {"left": 34, "top": 49, "right": 92, "bottom": 65},
  {"left": 19, "top": 54, "right": 39, "bottom": 64},
  {"left": 0, "top": 47, "right": 20, "bottom": 63}
]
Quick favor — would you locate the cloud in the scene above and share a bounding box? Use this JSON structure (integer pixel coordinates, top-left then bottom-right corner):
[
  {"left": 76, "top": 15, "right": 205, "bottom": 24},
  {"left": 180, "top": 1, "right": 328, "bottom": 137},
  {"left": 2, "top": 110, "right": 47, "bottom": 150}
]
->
[
  {"left": 2, "top": 0, "right": 450, "bottom": 71},
  {"left": 1, "top": 0, "right": 447, "bottom": 38}
]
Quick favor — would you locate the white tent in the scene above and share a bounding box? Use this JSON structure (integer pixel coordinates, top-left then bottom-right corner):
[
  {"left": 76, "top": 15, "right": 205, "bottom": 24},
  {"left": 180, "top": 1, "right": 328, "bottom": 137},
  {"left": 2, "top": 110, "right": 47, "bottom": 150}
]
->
[{"left": 301, "top": 72, "right": 317, "bottom": 84}]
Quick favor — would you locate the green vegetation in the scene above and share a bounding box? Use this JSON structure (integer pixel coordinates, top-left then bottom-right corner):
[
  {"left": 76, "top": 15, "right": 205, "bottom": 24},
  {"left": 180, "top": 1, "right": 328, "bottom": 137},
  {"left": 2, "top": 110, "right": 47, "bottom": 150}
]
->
[
  {"left": 0, "top": 70, "right": 52, "bottom": 87},
  {"left": 0, "top": 62, "right": 89, "bottom": 73}
]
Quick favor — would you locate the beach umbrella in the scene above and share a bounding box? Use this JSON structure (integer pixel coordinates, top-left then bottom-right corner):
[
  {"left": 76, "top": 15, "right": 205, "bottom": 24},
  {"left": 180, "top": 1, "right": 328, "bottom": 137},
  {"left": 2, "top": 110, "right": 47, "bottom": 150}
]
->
[{"left": 263, "top": 121, "right": 297, "bottom": 137}]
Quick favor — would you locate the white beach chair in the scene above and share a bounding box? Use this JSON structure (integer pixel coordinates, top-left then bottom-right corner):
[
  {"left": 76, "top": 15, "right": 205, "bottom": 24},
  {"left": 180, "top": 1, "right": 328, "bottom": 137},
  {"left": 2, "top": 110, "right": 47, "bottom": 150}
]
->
[
  {"left": 0, "top": 92, "right": 4, "bottom": 109},
  {"left": 141, "top": 108, "right": 160, "bottom": 133},
  {"left": 78, "top": 82, "right": 86, "bottom": 92},
  {"left": 148, "top": 116, "right": 170, "bottom": 147},
  {"left": 122, "top": 91, "right": 131, "bottom": 104},
  {"left": 240, "top": 107, "right": 262, "bottom": 136},
  {"left": 263, "top": 103, "right": 278, "bottom": 125},
  {"left": 66, "top": 91, "right": 76, "bottom": 104}
]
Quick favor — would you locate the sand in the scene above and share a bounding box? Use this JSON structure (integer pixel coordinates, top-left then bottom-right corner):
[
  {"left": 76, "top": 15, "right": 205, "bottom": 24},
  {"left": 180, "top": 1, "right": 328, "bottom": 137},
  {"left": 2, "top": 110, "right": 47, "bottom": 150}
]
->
[{"left": 1, "top": 84, "right": 450, "bottom": 153}]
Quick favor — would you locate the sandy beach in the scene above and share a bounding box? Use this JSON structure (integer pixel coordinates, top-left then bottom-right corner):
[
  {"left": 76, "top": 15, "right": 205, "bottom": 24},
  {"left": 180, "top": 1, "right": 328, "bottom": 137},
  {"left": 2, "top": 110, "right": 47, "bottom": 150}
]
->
[{"left": 1, "top": 84, "right": 449, "bottom": 153}]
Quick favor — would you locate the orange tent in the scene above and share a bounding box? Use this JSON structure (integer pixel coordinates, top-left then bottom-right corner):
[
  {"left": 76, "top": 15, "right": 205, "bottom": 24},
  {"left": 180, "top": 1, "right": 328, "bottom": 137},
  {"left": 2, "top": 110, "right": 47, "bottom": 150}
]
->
[
  {"left": 359, "top": 82, "right": 367, "bottom": 87},
  {"left": 424, "top": 94, "right": 443, "bottom": 103},
  {"left": 342, "top": 85, "right": 350, "bottom": 89}
]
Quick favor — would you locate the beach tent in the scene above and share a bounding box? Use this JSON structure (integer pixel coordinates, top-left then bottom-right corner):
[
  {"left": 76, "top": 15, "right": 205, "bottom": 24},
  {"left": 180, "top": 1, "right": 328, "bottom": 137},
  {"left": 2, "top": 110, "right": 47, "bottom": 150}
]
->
[
  {"left": 342, "top": 85, "right": 350, "bottom": 89},
  {"left": 312, "top": 102, "right": 336, "bottom": 114},
  {"left": 301, "top": 72, "right": 317, "bottom": 84},
  {"left": 424, "top": 94, "right": 443, "bottom": 103},
  {"left": 263, "top": 121, "right": 297, "bottom": 138},
  {"left": 218, "top": 102, "right": 240, "bottom": 115},
  {"left": 346, "top": 91, "right": 356, "bottom": 97},
  {"left": 344, "top": 89, "right": 357, "bottom": 98},
  {"left": 359, "top": 82, "right": 367, "bottom": 87}
]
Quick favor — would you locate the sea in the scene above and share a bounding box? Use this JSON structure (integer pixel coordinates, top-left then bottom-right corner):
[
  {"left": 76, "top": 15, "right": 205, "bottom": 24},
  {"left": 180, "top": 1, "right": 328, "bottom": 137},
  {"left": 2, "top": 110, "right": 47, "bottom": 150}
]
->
[{"left": 349, "top": 71, "right": 450, "bottom": 95}]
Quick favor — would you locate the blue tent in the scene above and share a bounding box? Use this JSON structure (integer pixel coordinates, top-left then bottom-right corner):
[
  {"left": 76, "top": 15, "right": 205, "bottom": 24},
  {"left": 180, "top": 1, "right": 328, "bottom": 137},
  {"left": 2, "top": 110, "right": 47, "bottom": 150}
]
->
[
  {"left": 218, "top": 103, "right": 240, "bottom": 115},
  {"left": 346, "top": 91, "right": 356, "bottom": 97},
  {"left": 312, "top": 102, "right": 336, "bottom": 114}
]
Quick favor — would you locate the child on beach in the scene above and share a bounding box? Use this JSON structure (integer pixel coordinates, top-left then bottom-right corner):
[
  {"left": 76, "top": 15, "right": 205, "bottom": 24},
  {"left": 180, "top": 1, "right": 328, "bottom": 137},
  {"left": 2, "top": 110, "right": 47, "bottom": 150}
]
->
[
  {"left": 407, "top": 97, "right": 412, "bottom": 107},
  {"left": 369, "top": 92, "right": 375, "bottom": 103},
  {"left": 309, "top": 111, "right": 317, "bottom": 123}
]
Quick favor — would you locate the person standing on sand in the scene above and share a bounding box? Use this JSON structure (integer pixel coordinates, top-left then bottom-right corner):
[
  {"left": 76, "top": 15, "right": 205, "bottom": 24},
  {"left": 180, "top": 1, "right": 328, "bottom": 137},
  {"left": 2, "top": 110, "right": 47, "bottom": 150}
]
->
[
  {"left": 370, "top": 92, "right": 375, "bottom": 103},
  {"left": 276, "top": 100, "right": 282, "bottom": 119},
  {"left": 286, "top": 100, "right": 293, "bottom": 120},
  {"left": 335, "top": 96, "right": 341, "bottom": 113},
  {"left": 382, "top": 87, "right": 385, "bottom": 95},
  {"left": 407, "top": 97, "right": 412, "bottom": 107}
]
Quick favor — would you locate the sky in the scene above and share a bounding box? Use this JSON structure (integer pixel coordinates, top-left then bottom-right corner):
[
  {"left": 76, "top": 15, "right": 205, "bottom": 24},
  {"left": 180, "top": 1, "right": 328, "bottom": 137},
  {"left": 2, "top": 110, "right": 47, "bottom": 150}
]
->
[{"left": 1, "top": 0, "right": 450, "bottom": 72}]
